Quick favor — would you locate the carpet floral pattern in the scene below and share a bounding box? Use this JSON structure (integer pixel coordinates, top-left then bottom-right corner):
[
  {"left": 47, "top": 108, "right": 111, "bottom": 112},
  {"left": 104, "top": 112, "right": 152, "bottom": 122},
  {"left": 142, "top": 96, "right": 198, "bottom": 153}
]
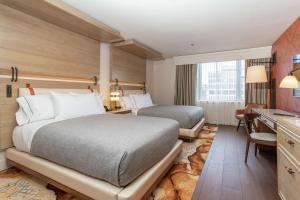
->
[
  {"left": 0, "top": 124, "right": 217, "bottom": 200},
  {"left": 149, "top": 124, "right": 217, "bottom": 200}
]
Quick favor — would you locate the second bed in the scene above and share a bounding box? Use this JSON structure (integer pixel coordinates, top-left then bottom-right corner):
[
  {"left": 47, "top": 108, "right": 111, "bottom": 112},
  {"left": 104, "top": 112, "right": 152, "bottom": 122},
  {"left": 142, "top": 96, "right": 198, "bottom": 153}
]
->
[{"left": 120, "top": 92, "right": 205, "bottom": 139}]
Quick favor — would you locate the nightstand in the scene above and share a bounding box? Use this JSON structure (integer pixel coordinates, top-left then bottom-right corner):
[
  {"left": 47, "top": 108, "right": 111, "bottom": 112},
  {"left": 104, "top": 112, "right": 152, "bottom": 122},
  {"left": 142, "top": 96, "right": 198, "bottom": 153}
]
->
[{"left": 109, "top": 109, "right": 132, "bottom": 114}]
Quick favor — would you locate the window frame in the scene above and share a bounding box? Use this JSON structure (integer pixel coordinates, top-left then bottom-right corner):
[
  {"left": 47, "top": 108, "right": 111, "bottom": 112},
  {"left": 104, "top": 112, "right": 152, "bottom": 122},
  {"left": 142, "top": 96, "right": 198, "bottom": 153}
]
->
[{"left": 197, "top": 60, "right": 245, "bottom": 102}]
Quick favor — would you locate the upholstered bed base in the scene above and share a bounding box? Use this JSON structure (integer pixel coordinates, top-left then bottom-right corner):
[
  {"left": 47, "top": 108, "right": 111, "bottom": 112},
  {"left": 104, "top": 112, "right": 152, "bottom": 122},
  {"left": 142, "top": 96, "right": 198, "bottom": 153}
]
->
[
  {"left": 179, "top": 118, "right": 205, "bottom": 140},
  {"left": 6, "top": 140, "right": 183, "bottom": 200}
]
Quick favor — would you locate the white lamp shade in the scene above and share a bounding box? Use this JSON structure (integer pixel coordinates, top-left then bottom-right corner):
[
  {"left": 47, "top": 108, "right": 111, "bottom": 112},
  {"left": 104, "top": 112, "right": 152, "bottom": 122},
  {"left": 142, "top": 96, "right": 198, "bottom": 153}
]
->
[
  {"left": 246, "top": 65, "right": 268, "bottom": 83},
  {"left": 279, "top": 75, "right": 299, "bottom": 88}
]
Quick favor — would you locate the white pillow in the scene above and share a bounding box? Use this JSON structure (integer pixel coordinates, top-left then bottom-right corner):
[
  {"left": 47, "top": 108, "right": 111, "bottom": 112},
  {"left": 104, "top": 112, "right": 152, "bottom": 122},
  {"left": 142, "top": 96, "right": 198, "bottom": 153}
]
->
[
  {"left": 16, "top": 95, "right": 55, "bottom": 124},
  {"left": 16, "top": 107, "right": 29, "bottom": 125},
  {"left": 51, "top": 92, "right": 105, "bottom": 119},
  {"left": 71, "top": 92, "right": 106, "bottom": 114},
  {"left": 120, "top": 96, "right": 134, "bottom": 109},
  {"left": 24, "top": 95, "right": 55, "bottom": 122},
  {"left": 130, "top": 93, "right": 153, "bottom": 109},
  {"left": 95, "top": 93, "right": 106, "bottom": 113},
  {"left": 16, "top": 97, "right": 31, "bottom": 125}
]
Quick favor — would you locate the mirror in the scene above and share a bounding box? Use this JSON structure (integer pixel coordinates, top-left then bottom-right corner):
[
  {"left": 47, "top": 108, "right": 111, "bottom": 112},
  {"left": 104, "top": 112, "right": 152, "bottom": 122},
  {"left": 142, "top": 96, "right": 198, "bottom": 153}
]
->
[{"left": 293, "top": 54, "right": 300, "bottom": 97}]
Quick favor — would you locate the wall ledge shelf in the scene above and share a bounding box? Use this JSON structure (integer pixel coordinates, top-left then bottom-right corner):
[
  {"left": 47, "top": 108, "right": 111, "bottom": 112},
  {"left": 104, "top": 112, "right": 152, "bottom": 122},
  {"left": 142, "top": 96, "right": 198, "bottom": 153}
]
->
[
  {"left": 112, "top": 39, "right": 163, "bottom": 60},
  {"left": 0, "top": 0, "right": 123, "bottom": 42}
]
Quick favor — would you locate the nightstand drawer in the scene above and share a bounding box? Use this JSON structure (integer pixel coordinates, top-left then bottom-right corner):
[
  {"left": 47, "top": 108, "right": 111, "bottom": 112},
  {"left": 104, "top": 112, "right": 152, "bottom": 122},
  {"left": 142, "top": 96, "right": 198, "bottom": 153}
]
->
[
  {"left": 278, "top": 147, "right": 300, "bottom": 200},
  {"left": 278, "top": 126, "right": 300, "bottom": 164}
]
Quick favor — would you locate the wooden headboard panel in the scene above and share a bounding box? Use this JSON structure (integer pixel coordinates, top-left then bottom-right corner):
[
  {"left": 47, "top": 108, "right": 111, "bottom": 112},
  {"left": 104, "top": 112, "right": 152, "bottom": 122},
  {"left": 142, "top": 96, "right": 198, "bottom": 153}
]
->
[
  {"left": 0, "top": 78, "right": 98, "bottom": 150},
  {"left": 110, "top": 47, "right": 146, "bottom": 83},
  {"left": 0, "top": 4, "right": 100, "bottom": 150}
]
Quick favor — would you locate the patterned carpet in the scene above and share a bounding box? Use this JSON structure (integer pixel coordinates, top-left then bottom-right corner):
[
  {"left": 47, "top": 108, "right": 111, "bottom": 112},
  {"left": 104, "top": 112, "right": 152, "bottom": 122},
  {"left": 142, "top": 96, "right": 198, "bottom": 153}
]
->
[
  {"left": 149, "top": 124, "right": 217, "bottom": 200},
  {"left": 0, "top": 124, "right": 217, "bottom": 200}
]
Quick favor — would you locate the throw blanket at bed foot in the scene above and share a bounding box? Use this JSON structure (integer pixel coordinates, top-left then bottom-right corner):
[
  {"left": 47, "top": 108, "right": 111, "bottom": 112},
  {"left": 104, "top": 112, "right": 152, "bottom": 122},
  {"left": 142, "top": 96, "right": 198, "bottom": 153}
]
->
[{"left": 149, "top": 124, "right": 217, "bottom": 200}]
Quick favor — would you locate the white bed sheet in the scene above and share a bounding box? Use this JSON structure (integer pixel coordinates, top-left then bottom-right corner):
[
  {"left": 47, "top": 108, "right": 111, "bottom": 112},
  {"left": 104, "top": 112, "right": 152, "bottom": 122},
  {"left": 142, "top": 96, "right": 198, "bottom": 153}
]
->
[
  {"left": 131, "top": 108, "right": 139, "bottom": 115},
  {"left": 13, "top": 118, "right": 62, "bottom": 153}
]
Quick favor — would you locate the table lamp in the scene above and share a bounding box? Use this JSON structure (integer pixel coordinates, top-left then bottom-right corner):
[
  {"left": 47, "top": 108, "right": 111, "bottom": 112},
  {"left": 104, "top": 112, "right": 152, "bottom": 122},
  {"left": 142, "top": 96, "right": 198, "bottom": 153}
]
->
[{"left": 246, "top": 65, "right": 268, "bottom": 83}]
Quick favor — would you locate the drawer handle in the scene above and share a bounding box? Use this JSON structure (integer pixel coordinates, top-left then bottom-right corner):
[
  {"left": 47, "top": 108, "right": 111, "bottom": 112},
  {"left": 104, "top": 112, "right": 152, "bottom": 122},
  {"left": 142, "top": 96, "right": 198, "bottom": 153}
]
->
[
  {"left": 285, "top": 166, "right": 295, "bottom": 175},
  {"left": 284, "top": 138, "right": 295, "bottom": 146}
]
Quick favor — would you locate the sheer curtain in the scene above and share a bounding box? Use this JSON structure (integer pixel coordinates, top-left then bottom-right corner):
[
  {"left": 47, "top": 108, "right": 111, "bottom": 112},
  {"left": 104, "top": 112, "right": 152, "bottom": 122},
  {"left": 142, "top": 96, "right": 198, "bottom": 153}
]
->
[{"left": 196, "top": 60, "right": 245, "bottom": 125}]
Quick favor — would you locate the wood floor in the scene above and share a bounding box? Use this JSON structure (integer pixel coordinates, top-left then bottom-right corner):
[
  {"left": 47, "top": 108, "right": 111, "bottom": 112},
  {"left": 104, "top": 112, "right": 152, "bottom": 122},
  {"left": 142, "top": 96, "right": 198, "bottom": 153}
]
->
[{"left": 192, "top": 125, "right": 280, "bottom": 200}]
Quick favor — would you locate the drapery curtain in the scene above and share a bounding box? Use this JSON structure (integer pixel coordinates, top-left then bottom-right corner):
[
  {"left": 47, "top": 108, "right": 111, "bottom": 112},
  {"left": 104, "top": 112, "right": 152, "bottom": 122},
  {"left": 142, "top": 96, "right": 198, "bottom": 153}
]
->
[
  {"left": 174, "top": 64, "right": 197, "bottom": 105},
  {"left": 245, "top": 58, "right": 271, "bottom": 107}
]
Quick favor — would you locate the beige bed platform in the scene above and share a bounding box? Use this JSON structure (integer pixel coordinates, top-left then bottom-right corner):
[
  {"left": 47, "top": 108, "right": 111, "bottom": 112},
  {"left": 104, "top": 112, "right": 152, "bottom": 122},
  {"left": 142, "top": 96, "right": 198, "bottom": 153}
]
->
[
  {"left": 179, "top": 118, "right": 205, "bottom": 140},
  {"left": 6, "top": 140, "right": 182, "bottom": 200}
]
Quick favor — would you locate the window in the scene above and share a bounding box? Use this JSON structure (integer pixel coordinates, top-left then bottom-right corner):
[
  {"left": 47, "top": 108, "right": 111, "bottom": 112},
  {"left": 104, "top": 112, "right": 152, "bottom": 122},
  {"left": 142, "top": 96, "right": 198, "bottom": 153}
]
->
[{"left": 197, "top": 60, "right": 245, "bottom": 102}]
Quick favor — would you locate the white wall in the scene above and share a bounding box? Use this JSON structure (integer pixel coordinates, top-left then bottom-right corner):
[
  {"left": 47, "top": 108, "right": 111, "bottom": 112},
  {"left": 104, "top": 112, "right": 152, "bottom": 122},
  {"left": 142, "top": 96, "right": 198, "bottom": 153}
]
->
[
  {"left": 147, "top": 46, "right": 272, "bottom": 105},
  {"left": 173, "top": 46, "right": 272, "bottom": 65}
]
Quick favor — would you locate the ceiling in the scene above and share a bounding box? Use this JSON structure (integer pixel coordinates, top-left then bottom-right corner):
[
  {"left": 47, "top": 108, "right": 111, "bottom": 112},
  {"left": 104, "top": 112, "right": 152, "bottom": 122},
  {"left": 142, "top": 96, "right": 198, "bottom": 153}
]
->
[{"left": 62, "top": 0, "right": 300, "bottom": 57}]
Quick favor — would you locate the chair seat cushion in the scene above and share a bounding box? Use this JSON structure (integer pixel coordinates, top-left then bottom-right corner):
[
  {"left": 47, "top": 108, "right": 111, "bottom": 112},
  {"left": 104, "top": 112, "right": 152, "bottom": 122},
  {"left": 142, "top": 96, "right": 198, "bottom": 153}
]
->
[
  {"left": 236, "top": 114, "right": 244, "bottom": 119},
  {"left": 250, "top": 132, "right": 277, "bottom": 142}
]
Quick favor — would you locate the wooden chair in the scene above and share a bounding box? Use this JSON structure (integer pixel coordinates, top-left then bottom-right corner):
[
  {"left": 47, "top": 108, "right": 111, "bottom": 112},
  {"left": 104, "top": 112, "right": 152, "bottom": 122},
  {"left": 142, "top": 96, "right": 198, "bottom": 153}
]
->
[
  {"left": 235, "top": 103, "right": 267, "bottom": 131},
  {"left": 243, "top": 113, "right": 277, "bottom": 163}
]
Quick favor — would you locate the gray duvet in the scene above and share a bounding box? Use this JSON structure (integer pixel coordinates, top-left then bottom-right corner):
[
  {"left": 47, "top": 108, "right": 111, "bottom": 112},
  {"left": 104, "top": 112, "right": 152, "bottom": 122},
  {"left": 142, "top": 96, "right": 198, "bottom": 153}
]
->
[
  {"left": 137, "top": 105, "right": 204, "bottom": 129},
  {"left": 30, "top": 114, "right": 179, "bottom": 187}
]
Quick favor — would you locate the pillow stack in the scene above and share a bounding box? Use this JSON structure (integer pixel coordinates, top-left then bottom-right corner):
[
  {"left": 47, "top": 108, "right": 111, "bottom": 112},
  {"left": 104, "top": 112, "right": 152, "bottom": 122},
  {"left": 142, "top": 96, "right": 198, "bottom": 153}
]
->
[
  {"left": 119, "top": 93, "right": 153, "bottom": 110},
  {"left": 16, "top": 92, "right": 106, "bottom": 126}
]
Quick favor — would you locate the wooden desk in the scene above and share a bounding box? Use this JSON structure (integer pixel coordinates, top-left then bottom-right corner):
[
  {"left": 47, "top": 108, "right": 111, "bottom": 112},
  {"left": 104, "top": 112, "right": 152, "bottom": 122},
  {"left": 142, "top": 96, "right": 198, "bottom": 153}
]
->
[
  {"left": 252, "top": 109, "right": 300, "bottom": 200},
  {"left": 252, "top": 109, "right": 296, "bottom": 133}
]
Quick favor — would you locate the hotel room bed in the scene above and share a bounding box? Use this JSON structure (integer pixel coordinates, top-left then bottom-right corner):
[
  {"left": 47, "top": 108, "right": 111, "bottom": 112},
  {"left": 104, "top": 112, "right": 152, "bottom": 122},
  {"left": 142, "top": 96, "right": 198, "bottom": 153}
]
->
[
  {"left": 137, "top": 105, "right": 204, "bottom": 129},
  {"left": 137, "top": 105, "right": 205, "bottom": 139},
  {"left": 7, "top": 88, "right": 183, "bottom": 200},
  {"left": 13, "top": 114, "right": 179, "bottom": 187},
  {"left": 7, "top": 141, "right": 182, "bottom": 200},
  {"left": 121, "top": 92, "right": 205, "bottom": 139}
]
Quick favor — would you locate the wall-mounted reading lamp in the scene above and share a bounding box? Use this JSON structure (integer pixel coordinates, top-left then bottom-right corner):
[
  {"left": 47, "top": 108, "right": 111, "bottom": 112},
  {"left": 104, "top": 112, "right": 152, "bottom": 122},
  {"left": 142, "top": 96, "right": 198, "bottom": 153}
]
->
[
  {"left": 279, "top": 54, "right": 300, "bottom": 89},
  {"left": 279, "top": 71, "right": 299, "bottom": 88}
]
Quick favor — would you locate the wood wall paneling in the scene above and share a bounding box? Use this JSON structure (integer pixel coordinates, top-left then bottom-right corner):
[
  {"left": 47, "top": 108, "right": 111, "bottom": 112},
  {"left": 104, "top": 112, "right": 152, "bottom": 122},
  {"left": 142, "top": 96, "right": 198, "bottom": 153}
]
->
[
  {"left": 0, "top": 4, "right": 100, "bottom": 78},
  {"left": 0, "top": 4, "right": 100, "bottom": 149},
  {"left": 272, "top": 17, "right": 300, "bottom": 112},
  {"left": 110, "top": 47, "right": 146, "bottom": 83}
]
